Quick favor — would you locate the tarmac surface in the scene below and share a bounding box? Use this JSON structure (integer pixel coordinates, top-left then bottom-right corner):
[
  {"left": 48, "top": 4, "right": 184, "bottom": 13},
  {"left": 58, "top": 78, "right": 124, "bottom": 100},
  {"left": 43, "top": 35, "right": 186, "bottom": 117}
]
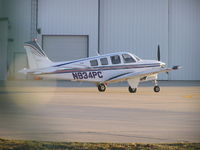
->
[{"left": 0, "top": 81, "right": 200, "bottom": 143}]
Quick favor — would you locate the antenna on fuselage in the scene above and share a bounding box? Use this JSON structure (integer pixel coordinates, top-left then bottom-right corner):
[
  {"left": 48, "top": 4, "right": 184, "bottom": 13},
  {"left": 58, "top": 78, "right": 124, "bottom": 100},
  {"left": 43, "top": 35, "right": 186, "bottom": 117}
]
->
[
  {"left": 96, "top": 52, "right": 100, "bottom": 56},
  {"left": 157, "top": 44, "right": 168, "bottom": 74}
]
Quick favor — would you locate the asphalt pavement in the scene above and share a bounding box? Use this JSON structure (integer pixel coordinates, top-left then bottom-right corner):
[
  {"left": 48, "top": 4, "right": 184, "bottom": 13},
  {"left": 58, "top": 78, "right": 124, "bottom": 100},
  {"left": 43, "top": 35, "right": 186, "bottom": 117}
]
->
[{"left": 0, "top": 82, "right": 200, "bottom": 143}]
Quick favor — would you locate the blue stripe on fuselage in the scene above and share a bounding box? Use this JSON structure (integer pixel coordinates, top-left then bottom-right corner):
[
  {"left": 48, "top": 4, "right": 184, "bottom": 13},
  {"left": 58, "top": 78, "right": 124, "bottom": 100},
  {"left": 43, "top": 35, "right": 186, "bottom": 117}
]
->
[{"left": 45, "top": 63, "right": 160, "bottom": 74}]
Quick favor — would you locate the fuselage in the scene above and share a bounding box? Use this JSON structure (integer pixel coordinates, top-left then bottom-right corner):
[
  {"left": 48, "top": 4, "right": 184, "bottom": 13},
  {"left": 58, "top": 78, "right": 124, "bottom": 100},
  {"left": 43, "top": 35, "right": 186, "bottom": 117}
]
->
[
  {"left": 21, "top": 40, "right": 180, "bottom": 93},
  {"left": 38, "top": 52, "right": 165, "bottom": 84}
]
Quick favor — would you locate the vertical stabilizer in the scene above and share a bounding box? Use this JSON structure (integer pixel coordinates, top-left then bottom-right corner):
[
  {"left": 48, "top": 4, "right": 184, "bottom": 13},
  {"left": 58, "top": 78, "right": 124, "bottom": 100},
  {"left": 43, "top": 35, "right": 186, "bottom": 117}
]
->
[{"left": 24, "top": 40, "right": 53, "bottom": 69}]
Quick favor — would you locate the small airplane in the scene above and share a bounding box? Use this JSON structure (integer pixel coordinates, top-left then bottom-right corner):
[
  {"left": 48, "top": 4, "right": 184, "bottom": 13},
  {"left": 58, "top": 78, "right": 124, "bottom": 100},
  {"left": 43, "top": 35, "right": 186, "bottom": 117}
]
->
[{"left": 19, "top": 39, "right": 181, "bottom": 93}]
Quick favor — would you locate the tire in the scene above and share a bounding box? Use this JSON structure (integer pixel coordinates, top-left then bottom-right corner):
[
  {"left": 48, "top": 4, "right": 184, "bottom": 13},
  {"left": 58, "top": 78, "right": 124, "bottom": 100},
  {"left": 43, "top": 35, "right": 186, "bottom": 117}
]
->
[
  {"left": 154, "top": 86, "right": 160, "bottom": 92},
  {"left": 98, "top": 83, "right": 106, "bottom": 92},
  {"left": 128, "top": 86, "right": 137, "bottom": 93}
]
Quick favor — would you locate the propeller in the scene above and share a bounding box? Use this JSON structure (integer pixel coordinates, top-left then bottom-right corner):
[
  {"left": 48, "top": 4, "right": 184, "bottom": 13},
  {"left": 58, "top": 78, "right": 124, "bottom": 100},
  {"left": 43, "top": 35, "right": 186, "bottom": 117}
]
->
[
  {"left": 157, "top": 45, "right": 168, "bottom": 74},
  {"left": 157, "top": 44, "right": 160, "bottom": 61}
]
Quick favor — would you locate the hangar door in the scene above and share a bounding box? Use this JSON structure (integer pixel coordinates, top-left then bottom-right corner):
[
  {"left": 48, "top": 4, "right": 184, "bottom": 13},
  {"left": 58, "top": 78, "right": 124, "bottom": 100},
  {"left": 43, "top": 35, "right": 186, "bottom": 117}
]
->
[{"left": 42, "top": 35, "right": 88, "bottom": 62}]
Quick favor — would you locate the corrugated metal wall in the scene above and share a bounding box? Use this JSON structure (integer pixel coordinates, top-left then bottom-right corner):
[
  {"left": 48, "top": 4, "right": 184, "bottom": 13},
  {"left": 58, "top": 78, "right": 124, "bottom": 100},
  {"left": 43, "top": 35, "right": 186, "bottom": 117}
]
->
[
  {"left": 0, "top": 20, "right": 8, "bottom": 80},
  {"left": 38, "top": 0, "right": 99, "bottom": 57},
  {"left": 0, "top": 0, "right": 2, "bottom": 17},
  {"left": 2, "top": 0, "right": 31, "bottom": 79},
  {"left": 2, "top": 0, "right": 200, "bottom": 80},
  {"left": 100, "top": 0, "right": 200, "bottom": 80},
  {"left": 43, "top": 35, "right": 88, "bottom": 61},
  {"left": 2, "top": 0, "right": 31, "bottom": 52},
  {"left": 169, "top": 0, "right": 200, "bottom": 80},
  {"left": 100, "top": 0, "right": 169, "bottom": 80}
]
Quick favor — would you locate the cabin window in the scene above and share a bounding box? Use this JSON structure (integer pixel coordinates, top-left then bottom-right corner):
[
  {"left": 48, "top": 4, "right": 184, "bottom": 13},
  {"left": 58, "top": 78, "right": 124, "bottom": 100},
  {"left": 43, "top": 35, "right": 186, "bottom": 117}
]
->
[
  {"left": 110, "top": 55, "right": 121, "bottom": 64},
  {"left": 100, "top": 58, "right": 108, "bottom": 65},
  {"left": 122, "top": 54, "right": 136, "bottom": 63},
  {"left": 90, "top": 59, "right": 98, "bottom": 66}
]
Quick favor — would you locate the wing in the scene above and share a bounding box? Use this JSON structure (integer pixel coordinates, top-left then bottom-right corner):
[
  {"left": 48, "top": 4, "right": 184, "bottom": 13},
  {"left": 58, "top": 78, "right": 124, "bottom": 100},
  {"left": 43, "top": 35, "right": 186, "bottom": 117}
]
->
[
  {"left": 19, "top": 59, "right": 91, "bottom": 75},
  {"left": 19, "top": 64, "right": 90, "bottom": 75},
  {"left": 104, "top": 66, "right": 181, "bottom": 83}
]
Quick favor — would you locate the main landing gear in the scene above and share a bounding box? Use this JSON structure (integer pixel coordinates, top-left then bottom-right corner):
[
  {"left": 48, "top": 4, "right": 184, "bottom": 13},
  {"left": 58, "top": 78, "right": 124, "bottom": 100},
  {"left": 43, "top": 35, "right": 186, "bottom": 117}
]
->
[
  {"left": 153, "top": 80, "right": 160, "bottom": 92},
  {"left": 128, "top": 86, "right": 137, "bottom": 93},
  {"left": 97, "top": 83, "right": 106, "bottom": 92}
]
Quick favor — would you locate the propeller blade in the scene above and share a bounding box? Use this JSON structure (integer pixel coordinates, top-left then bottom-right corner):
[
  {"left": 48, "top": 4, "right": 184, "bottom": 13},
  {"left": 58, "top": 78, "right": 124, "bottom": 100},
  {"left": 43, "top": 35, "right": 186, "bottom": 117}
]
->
[{"left": 157, "top": 45, "right": 160, "bottom": 61}]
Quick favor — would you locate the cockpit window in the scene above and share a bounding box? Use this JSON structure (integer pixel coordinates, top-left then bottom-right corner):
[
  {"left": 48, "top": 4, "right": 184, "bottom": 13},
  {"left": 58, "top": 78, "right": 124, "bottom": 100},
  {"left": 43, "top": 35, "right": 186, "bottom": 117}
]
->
[
  {"left": 90, "top": 59, "right": 98, "bottom": 66},
  {"left": 110, "top": 55, "right": 121, "bottom": 64},
  {"left": 100, "top": 58, "right": 108, "bottom": 65},
  {"left": 122, "top": 54, "right": 136, "bottom": 63}
]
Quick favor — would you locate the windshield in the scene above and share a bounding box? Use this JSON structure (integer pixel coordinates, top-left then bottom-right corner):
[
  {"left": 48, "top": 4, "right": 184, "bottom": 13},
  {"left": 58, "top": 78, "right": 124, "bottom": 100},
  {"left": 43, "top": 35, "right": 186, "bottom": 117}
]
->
[
  {"left": 122, "top": 54, "right": 136, "bottom": 63},
  {"left": 133, "top": 54, "right": 141, "bottom": 61}
]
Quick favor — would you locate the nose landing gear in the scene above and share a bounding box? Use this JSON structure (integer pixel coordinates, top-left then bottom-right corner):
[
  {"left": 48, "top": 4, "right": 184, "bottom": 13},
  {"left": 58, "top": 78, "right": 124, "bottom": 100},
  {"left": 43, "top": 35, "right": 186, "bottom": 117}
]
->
[
  {"left": 128, "top": 86, "right": 137, "bottom": 93},
  {"left": 154, "top": 85, "right": 160, "bottom": 92}
]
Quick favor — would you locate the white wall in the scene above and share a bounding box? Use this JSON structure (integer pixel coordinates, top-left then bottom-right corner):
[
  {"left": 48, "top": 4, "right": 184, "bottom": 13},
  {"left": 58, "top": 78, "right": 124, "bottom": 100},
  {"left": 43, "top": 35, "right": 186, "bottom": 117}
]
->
[
  {"left": 100, "top": 0, "right": 200, "bottom": 80},
  {"left": 169, "top": 0, "right": 200, "bottom": 80},
  {"left": 0, "top": 20, "right": 8, "bottom": 80},
  {"left": 2, "top": 0, "right": 31, "bottom": 79},
  {"left": 100, "top": 0, "right": 169, "bottom": 80},
  {"left": 0, "top": 0, "right": 2, "bottom": 17},
  {"left": 1, "top": 0, "right": 199, "bottom": 80},
  {"left": 3, "top": 0, "right": 31, "bottom": 52},
  {"left": 38, "top": 0, "right": 99, "bottom": 57}
]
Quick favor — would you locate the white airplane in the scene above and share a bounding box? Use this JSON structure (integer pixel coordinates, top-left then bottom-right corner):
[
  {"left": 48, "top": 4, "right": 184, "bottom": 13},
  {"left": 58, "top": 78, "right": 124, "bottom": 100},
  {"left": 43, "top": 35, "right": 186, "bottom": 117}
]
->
[{"left": 20, "top": 39, "right": 181, "bottom": 93}]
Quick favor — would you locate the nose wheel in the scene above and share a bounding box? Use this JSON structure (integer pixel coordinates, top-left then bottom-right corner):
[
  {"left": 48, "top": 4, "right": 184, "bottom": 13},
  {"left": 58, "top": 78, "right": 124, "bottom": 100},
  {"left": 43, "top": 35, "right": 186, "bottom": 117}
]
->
[
  {"left": 154, "top": 85, "right": 160, "bottom": 92},
  {"left": 153, "top": 80, "right": 160, "bottom": 92},
  {"left": 98, "top": 83, "right": 106, "bottom": 92},
  {"left": 128, "top": 86, "right": 137, "bottom": 93}
]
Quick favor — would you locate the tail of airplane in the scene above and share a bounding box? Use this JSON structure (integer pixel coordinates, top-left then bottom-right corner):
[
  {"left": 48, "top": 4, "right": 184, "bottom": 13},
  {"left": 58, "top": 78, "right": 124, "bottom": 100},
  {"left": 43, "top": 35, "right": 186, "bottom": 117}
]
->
[{"left": 24, "top": 40, "right": 53, "bottom": 69}]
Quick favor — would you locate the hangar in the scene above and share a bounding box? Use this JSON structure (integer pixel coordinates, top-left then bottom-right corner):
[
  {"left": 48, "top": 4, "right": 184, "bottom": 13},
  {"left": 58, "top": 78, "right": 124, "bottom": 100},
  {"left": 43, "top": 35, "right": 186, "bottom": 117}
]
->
[{"left": 0, "top": 0, "right": 199, "bottom": 80}]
